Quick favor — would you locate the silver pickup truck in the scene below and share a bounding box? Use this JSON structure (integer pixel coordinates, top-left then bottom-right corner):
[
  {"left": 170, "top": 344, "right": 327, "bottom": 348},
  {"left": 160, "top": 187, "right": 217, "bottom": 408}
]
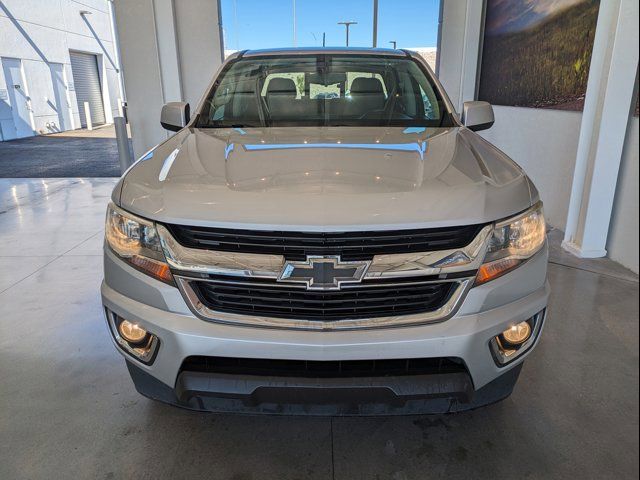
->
[{"left": 102, "top": 47, "right": 549, "bottom": 415}]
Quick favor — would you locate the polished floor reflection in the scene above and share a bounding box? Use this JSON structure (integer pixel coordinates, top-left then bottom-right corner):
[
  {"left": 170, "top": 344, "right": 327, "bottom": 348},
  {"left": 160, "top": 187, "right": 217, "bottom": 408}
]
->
[{"left": 0, "top": 178, "right": 638, "bottom": 479}]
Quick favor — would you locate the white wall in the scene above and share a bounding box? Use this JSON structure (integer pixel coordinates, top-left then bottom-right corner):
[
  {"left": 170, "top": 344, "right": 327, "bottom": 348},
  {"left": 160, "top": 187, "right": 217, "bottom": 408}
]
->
[
  {"left": 438, "top": 0, "right": 584, "bottom": 230},
  {"left": 479, "top": 107, "right": 582, "bottom": 229},
  {"left": 0, "top": 0, "right": 121, "bottom": 139},
  {"left": 607, "top": 116, "right": 639, "bottom": 273},
  {"left": 475, "top": 95, "right": 640, "bottom": 276},
  {"left": 114, "top": 0, "right": 224, "bottom": 158},
  {"left": 438, "top": 0, "right": 639, "bottom": 273}
]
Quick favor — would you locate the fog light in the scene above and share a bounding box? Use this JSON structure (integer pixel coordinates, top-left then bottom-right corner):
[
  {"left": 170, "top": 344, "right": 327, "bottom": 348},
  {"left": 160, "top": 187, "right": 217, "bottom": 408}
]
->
[
  {"left": 106, "top": 310, "right": 160, "bottom": 365},
  {"left": 502, "top": 321, "right": 531, "bottom": 346},
  {"left": 490, "top": 310, "right": 546, "bottom": 366},
  {"left": 117, "top": 320, "right": 148, "bottom": 344}
]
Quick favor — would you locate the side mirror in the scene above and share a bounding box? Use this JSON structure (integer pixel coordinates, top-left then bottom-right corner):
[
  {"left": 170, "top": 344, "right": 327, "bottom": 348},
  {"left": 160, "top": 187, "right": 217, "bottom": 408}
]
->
[
  {"left": 462, "top": 101, "right": 494, "bottom": 132},
  {"left": 161, "top": 102, "right": 190, "bottom": 132}
]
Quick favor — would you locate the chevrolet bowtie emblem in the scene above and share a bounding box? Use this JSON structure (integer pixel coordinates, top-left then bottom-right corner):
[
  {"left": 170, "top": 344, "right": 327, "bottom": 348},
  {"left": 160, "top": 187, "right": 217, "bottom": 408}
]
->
[{"left": 278, "top": 256, "right": 370, "bottom": 291}]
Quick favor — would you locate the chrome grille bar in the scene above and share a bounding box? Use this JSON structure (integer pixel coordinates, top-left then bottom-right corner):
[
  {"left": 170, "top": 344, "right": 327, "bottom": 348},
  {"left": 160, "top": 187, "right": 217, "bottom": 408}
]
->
[
  {"left": 157, "top": 224, "right": 492, "bottom": 280},
  {"left": 176, "top": 276, "right": 472, "bottom": 330}
]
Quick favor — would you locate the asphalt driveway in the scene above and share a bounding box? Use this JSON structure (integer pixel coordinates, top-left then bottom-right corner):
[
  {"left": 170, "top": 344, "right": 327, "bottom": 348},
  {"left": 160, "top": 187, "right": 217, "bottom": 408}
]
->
[{"left": 0, "top": 125, "right": 130, "bottom": 177}]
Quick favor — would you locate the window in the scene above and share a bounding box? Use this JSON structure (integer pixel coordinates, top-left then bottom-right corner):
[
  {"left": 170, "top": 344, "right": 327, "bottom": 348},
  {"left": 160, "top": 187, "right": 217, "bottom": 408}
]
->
[{"left": 198, "top": 54, "right": 454, "bottom": 128}]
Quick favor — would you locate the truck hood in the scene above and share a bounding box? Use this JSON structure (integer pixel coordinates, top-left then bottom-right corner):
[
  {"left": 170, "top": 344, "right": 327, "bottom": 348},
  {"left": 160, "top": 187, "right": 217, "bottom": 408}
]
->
[{"left": 119, "top": 126, "right": 534, "bottom": 231}]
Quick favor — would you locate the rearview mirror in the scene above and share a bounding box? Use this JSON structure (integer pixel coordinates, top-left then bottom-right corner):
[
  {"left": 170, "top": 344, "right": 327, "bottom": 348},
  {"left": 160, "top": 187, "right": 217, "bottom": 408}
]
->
[
  {"left": 462, "top": 101, "right": 494, "bottom": 132},
  {"left": 161, "top": 102, "right": 190, "bottom": 132}
]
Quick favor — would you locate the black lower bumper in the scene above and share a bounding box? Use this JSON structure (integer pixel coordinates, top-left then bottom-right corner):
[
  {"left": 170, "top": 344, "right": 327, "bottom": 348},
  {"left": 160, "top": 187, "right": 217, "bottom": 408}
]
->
[{"left": 126, "top": 361, "right": 522, "bottom": 416}]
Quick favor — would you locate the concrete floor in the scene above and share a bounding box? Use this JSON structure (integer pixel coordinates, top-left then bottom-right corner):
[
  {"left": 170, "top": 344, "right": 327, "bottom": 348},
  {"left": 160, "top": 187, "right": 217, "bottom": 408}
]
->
[
  {"left": 0, "top": 126, "right": 131, "bottom": 178},
  {"left": 0, "top": 178, "right": 638, "bottom": 480}
]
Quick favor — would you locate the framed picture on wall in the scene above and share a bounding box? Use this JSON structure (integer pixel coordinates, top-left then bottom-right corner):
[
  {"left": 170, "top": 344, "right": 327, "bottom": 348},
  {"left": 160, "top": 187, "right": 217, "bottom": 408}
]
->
[{"left": 478, "top": 0, "right": 601, "bottom": 111}]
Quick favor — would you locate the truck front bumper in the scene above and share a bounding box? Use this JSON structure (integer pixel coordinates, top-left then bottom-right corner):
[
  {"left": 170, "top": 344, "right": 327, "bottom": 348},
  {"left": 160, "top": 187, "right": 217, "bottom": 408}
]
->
[{"left": 101, "top": 245, "right": 549, "bottom": 415}]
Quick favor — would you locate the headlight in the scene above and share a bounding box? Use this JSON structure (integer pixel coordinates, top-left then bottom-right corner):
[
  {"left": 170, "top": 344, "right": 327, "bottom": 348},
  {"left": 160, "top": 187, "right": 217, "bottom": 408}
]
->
[
  {"left": 105, "top": 202, "right": 174, "bottom": 285},
  {"left": 476, "top": 203, "right": 546, "bottom": 285}
]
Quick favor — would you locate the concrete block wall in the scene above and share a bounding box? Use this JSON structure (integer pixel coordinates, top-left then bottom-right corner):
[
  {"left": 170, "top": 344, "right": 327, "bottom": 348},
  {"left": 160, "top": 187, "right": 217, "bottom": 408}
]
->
[{"left": 0, "top": 0, "right": 121, "bottom": 140}]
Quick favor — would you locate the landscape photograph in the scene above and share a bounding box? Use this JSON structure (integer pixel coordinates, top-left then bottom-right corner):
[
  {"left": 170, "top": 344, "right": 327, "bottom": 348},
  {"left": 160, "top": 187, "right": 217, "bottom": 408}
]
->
[{"left": 478, "top": 0, "right": 601, "bottom": 111}]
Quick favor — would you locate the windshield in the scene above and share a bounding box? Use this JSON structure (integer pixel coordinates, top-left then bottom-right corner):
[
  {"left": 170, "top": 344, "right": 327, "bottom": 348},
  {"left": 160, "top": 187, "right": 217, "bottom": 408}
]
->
[{"left": 196, "top": 54, "right": 455, "bottom": 128}]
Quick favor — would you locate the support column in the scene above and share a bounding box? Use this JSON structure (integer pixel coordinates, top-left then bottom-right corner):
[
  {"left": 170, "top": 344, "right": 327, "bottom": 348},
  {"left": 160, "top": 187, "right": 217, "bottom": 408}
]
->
[
  {"left": 562, "top": 0, "right": 639, "bottom": 258},
  {"left": 152, "top": 0, "right": 183, "bottom": 104},
  {"left": 436, "top": 0, "right": 484, "bottom": 111},
  {"left": 113, "top": 0, "right": 224, "bottom": 158}
]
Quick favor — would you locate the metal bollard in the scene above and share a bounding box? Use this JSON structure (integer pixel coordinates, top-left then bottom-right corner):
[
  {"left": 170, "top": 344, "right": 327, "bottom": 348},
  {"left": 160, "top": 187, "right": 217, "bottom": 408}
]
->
[
  {"left": 114, "top": 116, "right": 133, "bottom": 175},
  {"left": 83, "top": 101, "right": 93, "bottom": 130}
]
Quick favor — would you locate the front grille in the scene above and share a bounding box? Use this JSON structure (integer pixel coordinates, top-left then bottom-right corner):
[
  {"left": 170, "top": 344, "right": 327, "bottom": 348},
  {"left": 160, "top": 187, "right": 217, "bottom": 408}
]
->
[
  {"left": 180, "top": 355, "right": 467, "bottom": 378},
  {"left": 164, "top": 223, "right": 486, "bottom": 260},
  {"left": 189, "top": 276, "right": 457, "bottom": 321}
]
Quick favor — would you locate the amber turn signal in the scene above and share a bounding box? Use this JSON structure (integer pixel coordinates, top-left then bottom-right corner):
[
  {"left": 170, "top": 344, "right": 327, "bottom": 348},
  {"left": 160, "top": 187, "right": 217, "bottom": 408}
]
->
[
  {"left": 475, "top": 258, "right": 521, "bottom": 285},
  {"left": 129, "top": 255, "right": 174, "bottom": 284}
]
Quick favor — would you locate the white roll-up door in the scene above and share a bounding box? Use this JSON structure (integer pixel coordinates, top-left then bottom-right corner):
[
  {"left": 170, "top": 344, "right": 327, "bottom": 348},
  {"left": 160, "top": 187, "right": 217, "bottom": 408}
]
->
[{"left": 70, "top": 52, "right": 106, "bottom": 127}]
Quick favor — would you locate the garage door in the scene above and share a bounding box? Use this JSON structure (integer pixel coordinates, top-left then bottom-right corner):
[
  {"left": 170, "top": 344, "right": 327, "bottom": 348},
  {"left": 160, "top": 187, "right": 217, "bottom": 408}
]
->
[{"left": 69, "top": 52, "right": 106, "bottom": 127}]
